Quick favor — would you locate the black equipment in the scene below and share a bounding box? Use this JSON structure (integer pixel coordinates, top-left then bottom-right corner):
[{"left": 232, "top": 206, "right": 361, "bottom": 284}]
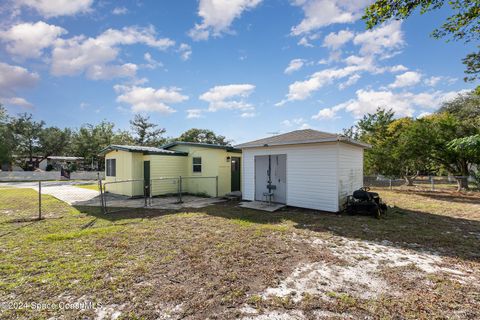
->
[{"left": 345, "top": 187, "right": 387, "bottom": 218}]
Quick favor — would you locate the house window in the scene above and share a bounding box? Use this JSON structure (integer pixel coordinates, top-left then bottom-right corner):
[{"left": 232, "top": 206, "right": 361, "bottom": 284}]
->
[
  {"left": 106, "top": 159, "right": 116, "bottom": 177},
  {"left": 192, "top": 157, "right": 202, "bottom": 173}
]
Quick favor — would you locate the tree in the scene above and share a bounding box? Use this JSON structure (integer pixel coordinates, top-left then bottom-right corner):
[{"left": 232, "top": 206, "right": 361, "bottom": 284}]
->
[
  {"left": 111, "top": 129, "right": 135, "bottom": 145},
  {"left": 130, "top": 114, "right": 166, "bottom": 146},
  {"left": 347, "top": 108, "right": 432, "bottom": 185},
  {"left": 9, "top": 113, "right": 45, "bottom": 170},
  {"left": 70, "top": 121, "right": 134, "bottom": 170},
  {"left": 449, "top": 134, "right": 480, "bottom": 186},
  {"left": 349, "top": 108, "right": 395, "bottom": 176},
  {"left": 177, "top": 128, "right": 230, "bottom": 145},
  {"left": 431, "top": 92, "right": 480, "bottom": 189},
  {"left": 424, "top": 113, "right": 475, "bottom": 190},
  {"left": 363, "top": 0, "right": 480, "bottom": 82},
  {"left": 0, "top": 105, "right": 14, "bottom": 166},
  {"left": 38, "top": 127, "right": 71, "bottom": 160},
  {"left": 71, "top": 121, "right": 115, "bottom": 170},
  {"left": 386, "top": 117, "right": 433, "bottom": 185},
  {"left": 437, "top": 91, "right": 480, "bottom": 134}
]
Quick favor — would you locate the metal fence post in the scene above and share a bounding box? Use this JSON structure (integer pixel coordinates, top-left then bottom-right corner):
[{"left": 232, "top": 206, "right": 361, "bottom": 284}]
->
[
  {"left": 389, "top": 179, "right": 392, "bottom": 190},
  {"left": 149, "top": 179, "right": 153, "bottom": 206},
  {"left": 99, "top": 179, "right": 106, "bottom": 214},
  {"left": 38, "top": 181, "right": 42, "bottom": 220},
  {"left": 215, "top": 176, "right": 219, "bottom": 197},
  {"left": 431, "top": 176, "right": 435, "bottom": 191},
  {"left": 179, "top": 176, "right": 183, "bottom": 203}
]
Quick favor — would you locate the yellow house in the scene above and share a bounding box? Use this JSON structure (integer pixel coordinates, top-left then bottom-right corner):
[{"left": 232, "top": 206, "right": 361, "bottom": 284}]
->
[{"left": 99, "top": 143, "right": 242, "bottom": 198}]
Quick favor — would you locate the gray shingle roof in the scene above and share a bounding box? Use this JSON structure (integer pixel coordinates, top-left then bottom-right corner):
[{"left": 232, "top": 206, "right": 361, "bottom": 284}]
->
[
  {"left": 235, "top": 129, "right": 370, "bottom": 149},
  {"left": 99, "top": 145, "right": 188, "bottom": 156}
]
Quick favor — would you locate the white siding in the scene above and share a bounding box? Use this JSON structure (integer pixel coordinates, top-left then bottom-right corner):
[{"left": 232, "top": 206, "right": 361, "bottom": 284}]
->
[
  {"left": 337, "top": 143, "right": 364, "bottom": 209},
  {"left": 242, "top": 143, "right": 339, "bottom": 212}
]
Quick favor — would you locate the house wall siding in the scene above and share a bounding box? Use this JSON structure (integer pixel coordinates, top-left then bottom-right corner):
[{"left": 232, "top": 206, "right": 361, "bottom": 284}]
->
[
  {"left": 104, "top": 150, "right": 136, "bottom": 196},
  {"left": 146, "top": 155, "right": 187, "bottom": 195},
  {"left": 337, "top": 143, "right": 364, "bottom": 209},
  {"left": 169, "top": 145, "right": 241, "bottom": 196},
  {"left": 242, "top": 143, "right": 339, "bottom": 212}
]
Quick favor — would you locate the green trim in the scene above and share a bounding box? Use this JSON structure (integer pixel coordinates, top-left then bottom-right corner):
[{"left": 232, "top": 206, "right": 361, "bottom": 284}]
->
[{"left": 162, "top": 141, "right": 242, "bottom": 153}]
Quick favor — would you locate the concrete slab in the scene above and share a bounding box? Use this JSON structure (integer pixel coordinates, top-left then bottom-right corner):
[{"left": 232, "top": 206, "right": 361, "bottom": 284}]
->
[
  {"left": 239, "top": 201, "right": 286, "bottom": 212},
  {"left": 79, "top": 194, "right": 225, "bottom": 210}
]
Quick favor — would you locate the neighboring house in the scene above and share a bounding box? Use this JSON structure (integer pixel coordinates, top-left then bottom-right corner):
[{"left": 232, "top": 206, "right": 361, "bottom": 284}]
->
[
  {"left": 39, "top": 156, "right": 85, "bottom": 171},
  {"left": 99, "top": 143, "right": 242, "bottom": 197},
  {"left": 236, "top": 129, "right": 370, "bottom": 212}
]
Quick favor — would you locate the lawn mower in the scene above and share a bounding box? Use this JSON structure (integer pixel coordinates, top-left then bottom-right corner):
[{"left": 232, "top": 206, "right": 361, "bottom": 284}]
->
[{"left": 345, "top": 187, "right": 388, "bottom": 218}]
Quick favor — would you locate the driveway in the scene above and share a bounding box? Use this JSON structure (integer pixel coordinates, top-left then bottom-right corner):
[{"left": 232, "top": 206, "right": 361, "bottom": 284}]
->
[{"left": 0, "top": 181, "right": 100, "bottom": 206}]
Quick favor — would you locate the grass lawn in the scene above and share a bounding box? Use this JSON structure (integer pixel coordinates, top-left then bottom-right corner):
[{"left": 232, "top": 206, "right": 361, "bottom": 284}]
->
[
  {"left": 74, "top": 183, "right": 100, "bottom": 191},
  {"left": 0, "top": 188, "right": 479, "bottom": 319}
]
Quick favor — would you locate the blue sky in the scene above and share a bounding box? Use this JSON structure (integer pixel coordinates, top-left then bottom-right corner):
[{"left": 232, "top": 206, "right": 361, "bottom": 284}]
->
[{"left": 0, "top": 0, "right": 475, "bottom": 144}]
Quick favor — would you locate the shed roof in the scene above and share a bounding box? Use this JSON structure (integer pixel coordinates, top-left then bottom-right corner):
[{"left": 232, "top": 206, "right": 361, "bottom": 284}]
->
[
  {"left": 99, "top": 145, "right": 188, "bottom": 156},
  {"left": 235, "top": 129, "right": 370, "bottom": 149},
  {"left": 162, "top": 141, "right": 241, "bottom": 153}
]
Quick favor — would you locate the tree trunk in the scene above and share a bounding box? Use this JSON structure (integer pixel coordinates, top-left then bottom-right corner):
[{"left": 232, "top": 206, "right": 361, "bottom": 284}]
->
[
  {"left": 404, "top": 176, "right": 415, "bottom": 186},
  {"left": 404, "top": 170, "right": 418, "bottom": 186},
  {"left": 455, "top": 160, "right": 470, "bottom": 191},
  {"left": 455, "top": 176, "right": 469, "bottom": 191}
]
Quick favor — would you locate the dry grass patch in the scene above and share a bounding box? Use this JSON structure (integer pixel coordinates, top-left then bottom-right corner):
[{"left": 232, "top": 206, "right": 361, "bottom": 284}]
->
[{"left": 0, "top": 187, "right": 479, "bottom": 319}]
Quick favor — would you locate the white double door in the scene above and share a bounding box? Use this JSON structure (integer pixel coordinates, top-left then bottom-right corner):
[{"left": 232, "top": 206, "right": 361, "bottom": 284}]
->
[{"left": 254, "top": 154, "right": 287, "bottom": 204}]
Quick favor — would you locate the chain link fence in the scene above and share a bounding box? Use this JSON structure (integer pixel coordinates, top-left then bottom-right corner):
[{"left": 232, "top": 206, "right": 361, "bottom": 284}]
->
[
  {"left": 0, "top": 180, "right": 102, "bottom": 223},
  {"left": 364, "top": 175, "right": 474, "bottom": 191},
  {"left": 1, "top": 175, "right": 221, "bottom": 219}
]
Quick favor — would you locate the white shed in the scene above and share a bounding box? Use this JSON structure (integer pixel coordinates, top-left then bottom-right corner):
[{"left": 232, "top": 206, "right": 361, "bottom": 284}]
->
[{"left": 236, "top": 129, "right": 370, "bottom": 212}]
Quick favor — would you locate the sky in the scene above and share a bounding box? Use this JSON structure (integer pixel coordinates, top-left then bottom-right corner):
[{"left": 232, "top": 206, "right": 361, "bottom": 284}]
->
[{"left": 0, "top": 0, "right": 476, "bottom": 144}]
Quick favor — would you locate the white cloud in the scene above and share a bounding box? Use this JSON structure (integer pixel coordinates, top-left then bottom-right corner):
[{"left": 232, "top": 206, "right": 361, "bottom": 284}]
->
[
  {"left": 143, "top": 52, "right": 163, "bottom": 69},
  {"left": 338, "top": 73, "right": 360, "bottom": 89},
  {"left": 114, "top": 85, "right": 188, "bottom": 113},
  {"left": 298, "top": 36, "right": 314, "bottom": 47},
  {"left": 0, "top": 62, "right": 38, "bottom": 109},
  {"left": 322, "top": 29, "right": 354, "bottom": 50},
  {"left": 189, "top": 0, "right": 262, "bottom": 40},
  {"left": 18, "top": 0, "right": 93, "bottom": 18},
  {"left": 284, "top": 58, "right": 305, "bottom": 74},
  {"left": 424, "top": 75, "right": 457, "bottom": 87},
  {"left": 199, "top": 84, "right": 255, "bottom": 112},
  {"left": 353, "top": 20, "right": 404, "bottom": 58},
  {"left": 312, "top": 107, "right": 338, "bottom": 120},
  {"left": 278, "top": 21, "right": 408, "bottom": 106},
  {"left": 291, "top": 0, "right": 369, "bottom": 36},
  {"left": 277, "top": 64, "right": 372, "bottom": 105},
  {"left": 51, "top": 26, "right": 175, "bottom": 79},
  {"left": 87, "top": 63, "right": 138, "bottom": 80},
  {"left": 314, "top": 89, "right": 467, "bottom": 120},
  {"left": 281, "top": 117, "right": 311, "bottom": 129},
  {"left": 112, "top": 7, "right": 128, "bottom": 15},
  {"left": 240, "top": 112, "right": 256, "bottom": 118},
  {"left": 0, "top": 62, "right": 39, "bottom": 95},
  {"left": 178, "top": 43, "right": 192, "bottom": 61},
  {"left": 1, "top": 97, "right": 33, "bottom": 108},
  {"left": 389, "top": 65, "right": 408, "bottom": 73},
  {"left": 186, "top": 108, "right": 204, "bottom": 119},
  {"left": 424, "top": 76, "right": 442, "bottom": 87},
  {"left": 389, "top": 71, "right": 422, "bottom": 88},
  {"left": 281, "top": 117, "right": 305, "bottom": 127},
  {"left": 297, "top": 33, "right": 321, "bottom": 47},
  {"left": 417, "top": 111, "right": 432, "bottom": 118},
  {"left": 0, "top": 21, "right": 67, "bottom": 59}
]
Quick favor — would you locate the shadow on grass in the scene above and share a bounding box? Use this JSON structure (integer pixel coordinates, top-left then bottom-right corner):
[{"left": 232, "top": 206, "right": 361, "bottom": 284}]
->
[{"left": 75, "top": 199, "right": 480, "bottom": 263}]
